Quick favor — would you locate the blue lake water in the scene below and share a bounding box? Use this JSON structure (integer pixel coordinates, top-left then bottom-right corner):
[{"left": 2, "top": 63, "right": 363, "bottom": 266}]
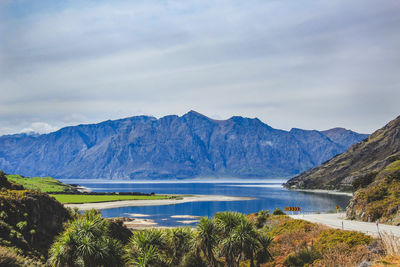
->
[{"left": 60, "top": 179, "right": 351, "bottom": 227}]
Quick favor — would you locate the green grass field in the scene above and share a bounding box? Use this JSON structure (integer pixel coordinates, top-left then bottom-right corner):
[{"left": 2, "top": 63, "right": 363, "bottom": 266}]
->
[
  {"left": 6, "top": 175, "right": 76, "bottom": 192},
  {"left": 50, "top": 194, "right": 173, "bottom": 204}
]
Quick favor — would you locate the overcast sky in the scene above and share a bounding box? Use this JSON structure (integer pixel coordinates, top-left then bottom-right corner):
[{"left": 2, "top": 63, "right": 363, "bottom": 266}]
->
[{"left": 0, "top": 0, "right": 399, "bottom": 135}]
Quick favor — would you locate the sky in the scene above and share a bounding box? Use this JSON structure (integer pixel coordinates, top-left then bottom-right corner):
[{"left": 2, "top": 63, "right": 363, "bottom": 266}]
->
[{"left": 0, "top": 0, "right": 399, "bottom": 135}]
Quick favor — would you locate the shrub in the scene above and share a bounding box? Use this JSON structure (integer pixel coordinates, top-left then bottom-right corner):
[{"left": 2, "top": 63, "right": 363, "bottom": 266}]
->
[
  {"left": 269, "top": 219, "right": 316, "bottom": 236},
  {"left": 255, "top": 210, "right": 269, "bottom": 228},
  {"left": 284, "top": 247, "right": 320, "bottom": 267},
  {"left": 16, "top": 221, "right": 27, "bottom": 231},
  {"left": 314, "top": 229, "right": 371, "bottom": 252},
  {"left": 273, "top": 208, "right": 285, "bottom": 215},
  {"left": 180, "top": 250, "right": 208, "bottom": 267}
]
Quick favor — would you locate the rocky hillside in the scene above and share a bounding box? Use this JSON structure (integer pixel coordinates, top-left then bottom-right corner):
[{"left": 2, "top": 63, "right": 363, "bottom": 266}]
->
[
  {"left": 285, "top": 115, "right": 400, "bottom": 224},
  {"left": 285, "top": 115, "right": 400, "bottom": 191},
  {"left": 346, "top": 159, "right": 400, "bottom": 225},
  {"left": 0, "top": 111, "right": 367, "bottom": 179}
]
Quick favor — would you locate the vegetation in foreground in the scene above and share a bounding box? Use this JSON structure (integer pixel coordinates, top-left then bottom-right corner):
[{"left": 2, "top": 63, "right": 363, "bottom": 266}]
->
[
  {"left": 2, "top": 172, "right": 400, "bottom": 266},
  {"left": 44, "top": 208, "right": 400, "bottom": 267},
  {"left": 6, "top": 174, "right": 77, "bottom": 193},
  {"left": 51, "top": 194, "right": 175, "bottom": 204}
]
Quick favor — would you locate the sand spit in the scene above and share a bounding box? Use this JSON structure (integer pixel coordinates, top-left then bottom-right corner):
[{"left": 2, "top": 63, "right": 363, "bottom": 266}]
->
[
  {"left": 170, "top": 215, "right": 201, "bottom": 219},
  {"left": 76, "top": 185, "right": 92, "bottom": 193},
  {"left": 123, "top": 218, "right": 157, "bottom": 228},
  {"left": 176, "top": 220, "right": 200, "bottom": 224},
  {"left": 65, "top": 195, "right": 254, "bottom": 211}
]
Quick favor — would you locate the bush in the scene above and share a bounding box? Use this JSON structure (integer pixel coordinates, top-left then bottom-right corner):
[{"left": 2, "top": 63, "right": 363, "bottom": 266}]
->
[
  {"left": 284, "top": 247, "right": 320, "bottom": 267},
  {"left": 273, "top": 208, "right": 285, "bottom": 215},
  {"left": 180, "top": 250, "right": 208, "bottom": 267},
  {"left": 314, "top": 229, "right": 372, "bottom": 252},
  {"left": 269, "top": 219, "right": 316, "bottom": 236},
  {"left": 255, "top": 210, "right": 269, "bottom": 228}
]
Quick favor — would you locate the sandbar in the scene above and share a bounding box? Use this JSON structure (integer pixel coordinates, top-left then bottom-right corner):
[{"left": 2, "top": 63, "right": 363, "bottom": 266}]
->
[
  {"left": 176, "top": 220, "right": 200, "bottom": 224},
  {"left": 125, "top": 213, "right": 150, "bottom": 217},
  {"left": 170, "top": 215, "right": 201, "bottom": 219},
  {"left": 64, "top": 194, "right": 254, "bottom": 211}
]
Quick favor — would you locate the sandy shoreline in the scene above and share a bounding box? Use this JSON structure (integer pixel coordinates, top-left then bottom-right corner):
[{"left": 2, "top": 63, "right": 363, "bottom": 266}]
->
[
  {"left": 292, "top": 189, "right": 353, "bottom": 196},
  {"left": 64, "top": 194, "right": 254, "bottom": 211}
]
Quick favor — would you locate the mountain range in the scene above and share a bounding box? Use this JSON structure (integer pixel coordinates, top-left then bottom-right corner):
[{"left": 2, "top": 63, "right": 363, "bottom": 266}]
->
[{"left": 0, "top": 111, "right": 368, "bottom": 179}]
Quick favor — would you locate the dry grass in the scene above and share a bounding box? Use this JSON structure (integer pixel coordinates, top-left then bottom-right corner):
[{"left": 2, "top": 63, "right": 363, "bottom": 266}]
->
[
  {"left": 314, "top": 243, "right": 374, "bottom": 267},
  {"left": 380, "top": 232, "right": 400, "bottom": 256},
  {"left": 372, "top": 255, "right": 400, "bottom": 267},
  {"left": 372, "top": 232, "right": 400, "bottom": 266}
]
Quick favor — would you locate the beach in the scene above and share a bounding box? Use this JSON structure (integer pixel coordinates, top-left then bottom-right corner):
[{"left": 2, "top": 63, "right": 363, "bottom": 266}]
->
[{"left": 64, "top": 194, "right": 254, "bottom": 211}]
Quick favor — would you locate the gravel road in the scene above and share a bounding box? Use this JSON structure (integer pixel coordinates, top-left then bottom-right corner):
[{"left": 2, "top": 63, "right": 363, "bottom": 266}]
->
[{"left": 290, "top": 213, "right": 400, "bottom": 237}]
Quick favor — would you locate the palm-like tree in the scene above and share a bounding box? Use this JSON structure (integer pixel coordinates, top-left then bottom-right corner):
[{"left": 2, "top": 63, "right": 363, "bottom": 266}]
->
[
  {"left": 255, "top": 234, "right": 273, "bottom": 266},
  {"left": 214, "top": 212, "right": 245, "bottom": 238},
  {"left": 131, "top": 245, "right": 160, "bottom": 267},
  {"left": 233, "top": 220, "right": 259, "bottom": 267},
  {"left": 126, "top": 229, "right": 168, "bottom": 267},
  {"left": 48, "top": 209, "right": 124, "bottom": 267},
  {"left": 196, "top": 217, "right": 218, "bottom": 267},
  {"left": 167, "top": 227, "right": 194, "bottom": 266},
  {"left": 214, "top": 212, "right": 272, "bottom": 267}
]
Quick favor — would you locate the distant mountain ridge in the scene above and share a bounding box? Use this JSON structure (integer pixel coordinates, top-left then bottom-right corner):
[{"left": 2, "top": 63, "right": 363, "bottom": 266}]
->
[{"left": 0, "top": 111, "right": 368, "bottom": 179}]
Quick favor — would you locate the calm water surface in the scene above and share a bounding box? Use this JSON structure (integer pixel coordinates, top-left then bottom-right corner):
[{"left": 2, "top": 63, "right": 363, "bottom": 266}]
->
[{"left": 60, "top": 179, "right": 351, "bottom": 227}]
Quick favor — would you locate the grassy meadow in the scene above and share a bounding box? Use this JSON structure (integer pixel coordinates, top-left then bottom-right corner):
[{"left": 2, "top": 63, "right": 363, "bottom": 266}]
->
[{"left": 6, "top": 174, "right": 76, "bottom": 192}]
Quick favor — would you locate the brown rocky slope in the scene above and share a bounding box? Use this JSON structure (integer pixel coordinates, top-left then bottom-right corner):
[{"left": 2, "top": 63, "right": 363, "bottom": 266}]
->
[{"left": 284, "top": 115, "right": 400, "bottom": 224}]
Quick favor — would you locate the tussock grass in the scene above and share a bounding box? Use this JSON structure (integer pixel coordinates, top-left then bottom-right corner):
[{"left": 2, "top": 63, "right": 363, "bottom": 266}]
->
[{"left": 381, "top": 232, "right": 400, "bottom": 256}]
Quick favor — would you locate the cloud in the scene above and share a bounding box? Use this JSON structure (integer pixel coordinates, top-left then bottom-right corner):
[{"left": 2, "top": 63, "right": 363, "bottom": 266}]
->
[
  {"left": 0, "top": 0, "right": 399, "bottom": 135},
  {"left": 21, "top": 122, "right": 59, "bottom": 134}
]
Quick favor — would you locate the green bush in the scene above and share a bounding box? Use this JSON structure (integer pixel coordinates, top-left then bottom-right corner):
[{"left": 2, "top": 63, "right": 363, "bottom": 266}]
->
[
  {"left": 284, "top": 247, "right": 320, "bottom": 267},
  {"left": 314, "top": 229, "right": 371, "bottom": 252},
  {"left": 272, "top": 208, "right": 285, "bottom": 215},
  {"left": 16, "top": 221, "right": 27, "bottom": 231},
  {"left": 269, "top": 219, "right": 315, "bottom": 236}
]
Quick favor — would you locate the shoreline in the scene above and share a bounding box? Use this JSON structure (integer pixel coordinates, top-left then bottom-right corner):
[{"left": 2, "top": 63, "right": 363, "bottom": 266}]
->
[
  {"left": 64, "top": 194, "right": 254, "bottom": 211},
  {"left": 291, "top": 189, "right": 353, "bottom": 196}
]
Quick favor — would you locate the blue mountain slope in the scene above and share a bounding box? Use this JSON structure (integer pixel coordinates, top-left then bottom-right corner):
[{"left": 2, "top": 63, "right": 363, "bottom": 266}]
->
[{"left": 0, "top": 111, "right": 368, "bottom": 179}]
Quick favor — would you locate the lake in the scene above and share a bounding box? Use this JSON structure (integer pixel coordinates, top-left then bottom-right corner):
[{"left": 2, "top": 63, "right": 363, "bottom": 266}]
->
[{"left": 60, "top": 179, "right": 351, "bottom": 227}]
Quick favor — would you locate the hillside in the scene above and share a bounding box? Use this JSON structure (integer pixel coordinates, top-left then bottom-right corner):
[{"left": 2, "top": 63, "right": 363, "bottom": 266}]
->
[
  {"left": 0, "top": 171, "right": 71, "bottom": 261},
  {"left": 285, "top": 115, "right": 400, "bottom": 224},
  {"left": 6, "top": 174, "right": 77, "bottom": 193},
  {"left": 0, "top": 111, "right": 367, "bottom": 179}
]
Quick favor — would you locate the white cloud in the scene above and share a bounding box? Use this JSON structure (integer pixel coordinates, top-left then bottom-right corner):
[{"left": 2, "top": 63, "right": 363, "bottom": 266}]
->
[{"left": 21, "top": 122, "right": 60, "bottom": 134}]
